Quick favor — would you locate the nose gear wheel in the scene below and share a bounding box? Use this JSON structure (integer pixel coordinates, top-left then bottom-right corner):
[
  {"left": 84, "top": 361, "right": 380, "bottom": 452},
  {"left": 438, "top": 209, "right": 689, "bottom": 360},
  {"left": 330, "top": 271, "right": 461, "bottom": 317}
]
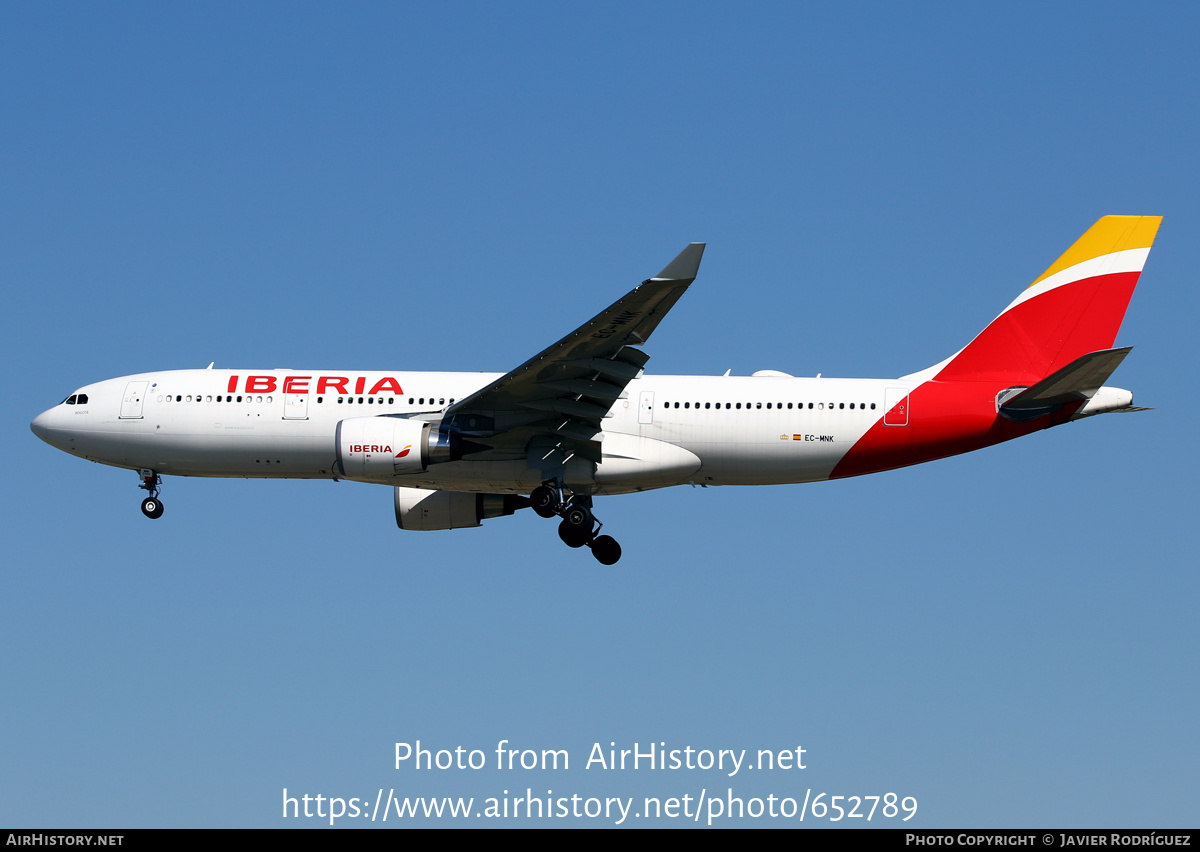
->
[{"left": 138, "top": 470, "right": 164, "bottom": 519}]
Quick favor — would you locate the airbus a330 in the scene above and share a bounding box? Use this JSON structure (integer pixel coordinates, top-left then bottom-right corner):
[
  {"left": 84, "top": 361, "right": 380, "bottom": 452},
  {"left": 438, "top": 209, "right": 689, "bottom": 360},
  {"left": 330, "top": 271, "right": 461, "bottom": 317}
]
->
[{"left": 31, "top": 216, "right": 1160, "bottom": 564}]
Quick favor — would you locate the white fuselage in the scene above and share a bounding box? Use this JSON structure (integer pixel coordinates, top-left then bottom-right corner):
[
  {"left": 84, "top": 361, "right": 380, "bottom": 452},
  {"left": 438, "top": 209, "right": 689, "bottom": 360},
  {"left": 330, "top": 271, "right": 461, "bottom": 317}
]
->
[{"left": 32, "top": 368, "right": 906, "bottom": 495}]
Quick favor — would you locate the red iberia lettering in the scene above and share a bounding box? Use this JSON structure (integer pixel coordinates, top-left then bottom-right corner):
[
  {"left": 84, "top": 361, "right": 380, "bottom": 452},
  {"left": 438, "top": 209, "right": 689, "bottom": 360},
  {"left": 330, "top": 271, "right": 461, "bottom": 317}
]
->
[
  {"left": 232, "top": 374, "right": 402, "bottom": 395},
  {"left": 369, "top": 377, "right": 403, "bottom": 395},
  {"left": 317, "top": 376, "right": 349, "bottom": 394},
  {"left": 350, "top": 445, "right": 392, "bottom": 453},
  {"left": 246, "top": 375, "right": 277, "bottom": 393},
  {"left": 283, "top": 376, "right": 311, "bottom": 394}
]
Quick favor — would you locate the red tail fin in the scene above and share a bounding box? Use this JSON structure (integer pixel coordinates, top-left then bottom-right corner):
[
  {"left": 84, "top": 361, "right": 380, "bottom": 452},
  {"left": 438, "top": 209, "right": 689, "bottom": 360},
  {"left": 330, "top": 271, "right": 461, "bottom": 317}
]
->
[{"left": 935, "top": 216, "right": 1161, "bottom": 384}]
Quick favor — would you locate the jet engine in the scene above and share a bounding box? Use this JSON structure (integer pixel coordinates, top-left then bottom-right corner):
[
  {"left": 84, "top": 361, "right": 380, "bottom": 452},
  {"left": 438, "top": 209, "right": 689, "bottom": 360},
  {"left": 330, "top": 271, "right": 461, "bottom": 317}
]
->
[
  {"left": 394, "top": 486, "right": 530, "bottom": 530},
  {"left": 335, "top": 416, "right": 468, "bottom": 479}
]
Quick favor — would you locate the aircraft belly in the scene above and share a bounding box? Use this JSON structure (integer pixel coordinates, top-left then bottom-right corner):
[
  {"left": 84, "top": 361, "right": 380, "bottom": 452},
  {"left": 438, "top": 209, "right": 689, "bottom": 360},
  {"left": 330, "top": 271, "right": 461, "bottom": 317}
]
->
[
  {"left": 593, "top": 432, "right": 701, "bottom": 490},
  {"left": 654, "top": 417, "right": 872, "bottom": 486},
  {"left": 153, "top": 432, "right": 332, "bottom": 477},
  {"left": 685, "top": 437, "right": 853, "bottom": 485},
  {"left": 76, "top": 416, "right": 336, "bottom": 478}
]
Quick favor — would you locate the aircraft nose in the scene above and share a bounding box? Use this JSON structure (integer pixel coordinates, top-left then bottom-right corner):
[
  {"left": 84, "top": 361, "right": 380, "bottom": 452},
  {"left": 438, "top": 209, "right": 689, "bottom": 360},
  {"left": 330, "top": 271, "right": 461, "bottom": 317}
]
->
[
  {"left": 30, "top": 409, "right": 52, "bottom": 442},
  {"left": 31, "top": 408, "right": 69, "bottom": 449}
]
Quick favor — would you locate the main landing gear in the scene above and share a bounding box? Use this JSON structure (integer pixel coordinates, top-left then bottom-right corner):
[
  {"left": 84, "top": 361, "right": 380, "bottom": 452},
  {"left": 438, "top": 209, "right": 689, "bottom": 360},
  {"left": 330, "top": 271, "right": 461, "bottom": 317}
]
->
[
  {"left": 138, "top": 469, "right": 164, "bottom": 519},
  {"left": 529, "top": 483, "right": 622, "bottom": 565}
]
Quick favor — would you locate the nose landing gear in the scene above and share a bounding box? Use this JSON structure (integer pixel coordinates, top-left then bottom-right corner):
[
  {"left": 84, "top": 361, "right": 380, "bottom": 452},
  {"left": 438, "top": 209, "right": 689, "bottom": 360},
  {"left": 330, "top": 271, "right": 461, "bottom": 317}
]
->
[
  {"left": 531, "top": 482, "right": 622, "bottom": 564},
  {"left": 138, "top": 469, "right": 164, "bottom": 519}
]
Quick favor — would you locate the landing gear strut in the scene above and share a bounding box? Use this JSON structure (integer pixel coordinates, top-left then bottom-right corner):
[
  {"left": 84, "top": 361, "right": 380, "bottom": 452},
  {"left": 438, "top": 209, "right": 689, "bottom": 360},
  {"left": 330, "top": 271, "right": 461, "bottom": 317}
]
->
[
  {"left": 532, "top": 481, "right": 621, "bottom": 564},
  {"left": 138, "top": 469, "right": 164, "bottom": 519}
]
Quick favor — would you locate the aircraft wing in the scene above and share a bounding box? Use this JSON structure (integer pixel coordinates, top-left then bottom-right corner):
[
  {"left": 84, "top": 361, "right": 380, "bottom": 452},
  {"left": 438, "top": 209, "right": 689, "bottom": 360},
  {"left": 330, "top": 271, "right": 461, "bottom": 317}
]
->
[{"left": 444, "top": 243, "right": 705, "bottom": 462}]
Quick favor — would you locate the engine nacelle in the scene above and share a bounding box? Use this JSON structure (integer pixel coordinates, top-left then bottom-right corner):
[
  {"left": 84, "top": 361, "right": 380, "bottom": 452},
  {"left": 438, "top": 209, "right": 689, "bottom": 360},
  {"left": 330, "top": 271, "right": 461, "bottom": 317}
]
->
[
  {"left": 394, "top": 487, "right": 530, "bottom": 531},
  {"left": 335, "top": 416, "right": 467, "bottom": 479}
]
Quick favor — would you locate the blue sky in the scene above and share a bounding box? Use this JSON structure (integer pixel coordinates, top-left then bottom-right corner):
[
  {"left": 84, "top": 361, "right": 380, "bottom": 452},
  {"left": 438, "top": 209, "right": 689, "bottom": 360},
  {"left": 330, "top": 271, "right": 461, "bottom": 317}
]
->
[{"left": 2, "top": 2, "right": 1197, "bottom": 827}]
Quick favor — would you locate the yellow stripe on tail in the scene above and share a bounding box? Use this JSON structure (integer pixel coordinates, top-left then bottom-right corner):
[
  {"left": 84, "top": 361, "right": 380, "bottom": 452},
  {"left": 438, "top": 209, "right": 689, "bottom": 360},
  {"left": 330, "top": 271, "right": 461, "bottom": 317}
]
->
[{"left": 1028, "top": 215, "right": 1162, "bottom": 288}]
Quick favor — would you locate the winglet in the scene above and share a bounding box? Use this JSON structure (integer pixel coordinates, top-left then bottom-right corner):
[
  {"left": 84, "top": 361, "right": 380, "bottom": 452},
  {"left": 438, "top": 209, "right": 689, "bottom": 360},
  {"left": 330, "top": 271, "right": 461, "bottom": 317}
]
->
[{"left": 652, "top": 242, "right": 706, "bottom": 282}]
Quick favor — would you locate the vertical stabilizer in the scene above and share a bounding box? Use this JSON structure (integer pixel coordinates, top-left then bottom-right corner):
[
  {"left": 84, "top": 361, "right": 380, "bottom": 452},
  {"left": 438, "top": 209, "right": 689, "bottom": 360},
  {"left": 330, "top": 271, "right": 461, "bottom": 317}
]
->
[{"left": 934, "top": 216, "right": 1161, "bottom": 384}]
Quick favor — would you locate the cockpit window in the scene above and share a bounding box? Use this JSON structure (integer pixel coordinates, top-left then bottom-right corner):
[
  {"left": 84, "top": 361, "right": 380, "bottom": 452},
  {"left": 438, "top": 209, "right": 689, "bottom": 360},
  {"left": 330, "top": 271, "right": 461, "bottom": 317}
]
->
[
  {"left": 77, "top": 394, "right": 88, "bottom": 405},
  {"left": 64, "top": 395, "right": 77, "bottom": 405}
]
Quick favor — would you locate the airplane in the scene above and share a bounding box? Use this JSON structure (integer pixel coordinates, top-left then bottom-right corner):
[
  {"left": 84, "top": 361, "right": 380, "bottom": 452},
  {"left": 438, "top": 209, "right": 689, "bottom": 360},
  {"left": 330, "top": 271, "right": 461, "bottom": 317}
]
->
[{"left": 31, "top": 216, "right": 1160, "bottom": 565}]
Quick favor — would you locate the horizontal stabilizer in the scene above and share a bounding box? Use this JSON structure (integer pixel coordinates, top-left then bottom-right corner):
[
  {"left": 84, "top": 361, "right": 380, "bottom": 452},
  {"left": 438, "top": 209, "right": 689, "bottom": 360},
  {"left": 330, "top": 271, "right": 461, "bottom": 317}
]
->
[{"left": 1000, "top": 347, "right": 1131, "bottom": 417}]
